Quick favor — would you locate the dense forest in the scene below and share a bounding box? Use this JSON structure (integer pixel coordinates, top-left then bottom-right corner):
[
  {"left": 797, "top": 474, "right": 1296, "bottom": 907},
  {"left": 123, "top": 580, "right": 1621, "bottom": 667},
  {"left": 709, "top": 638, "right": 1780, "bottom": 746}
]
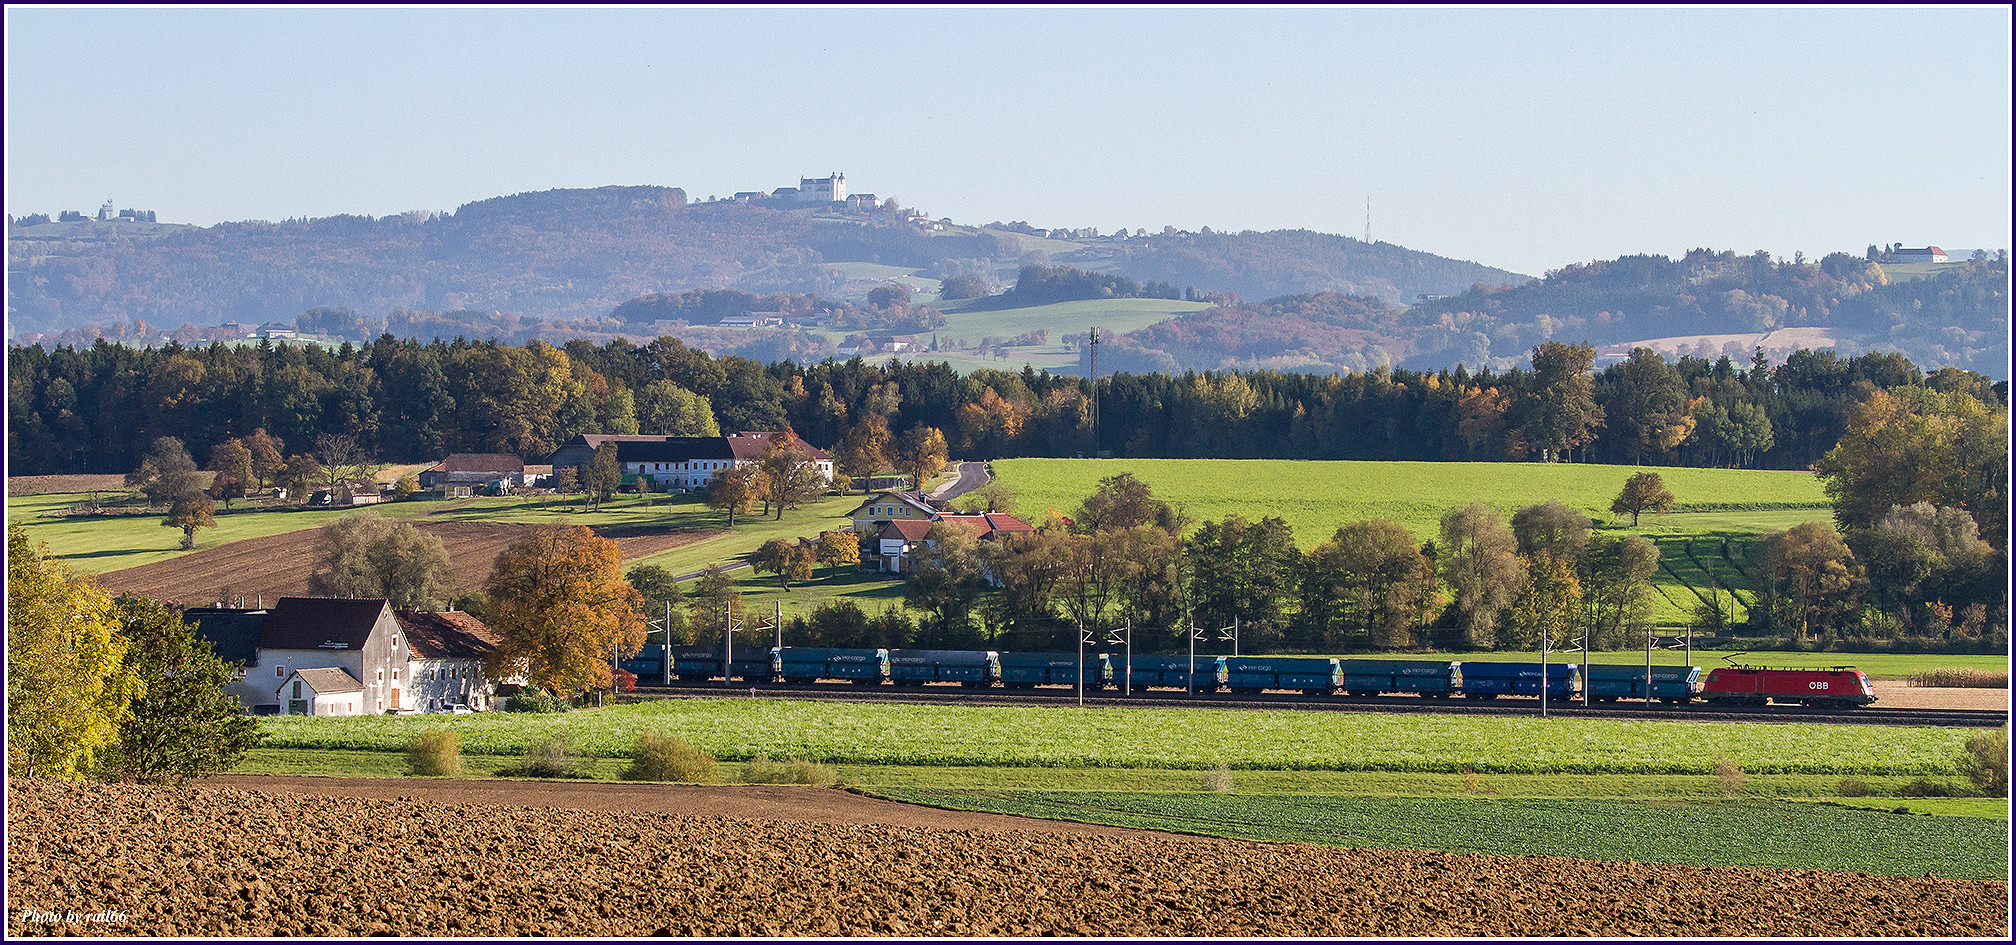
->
[
  {"left": 9, "top": 330, "right": 2004, "bottom": 495},
  {"left": 1090, "top": 251, "right": 2009, "bottom": 377}
]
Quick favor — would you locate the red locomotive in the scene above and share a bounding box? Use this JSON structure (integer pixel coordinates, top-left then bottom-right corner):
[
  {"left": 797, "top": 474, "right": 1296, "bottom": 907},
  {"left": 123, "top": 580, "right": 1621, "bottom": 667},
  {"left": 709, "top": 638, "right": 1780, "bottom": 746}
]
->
[{"left": 1699, "top": 666, "right": 1875, "bottom": 707}]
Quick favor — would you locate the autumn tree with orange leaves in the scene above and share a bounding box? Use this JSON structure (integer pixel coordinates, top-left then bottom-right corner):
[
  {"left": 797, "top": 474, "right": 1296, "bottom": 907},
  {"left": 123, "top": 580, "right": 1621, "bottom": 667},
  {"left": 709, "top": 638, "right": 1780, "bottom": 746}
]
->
[{"left": 482, "top": 525, "right": 646, "bottom": 697}]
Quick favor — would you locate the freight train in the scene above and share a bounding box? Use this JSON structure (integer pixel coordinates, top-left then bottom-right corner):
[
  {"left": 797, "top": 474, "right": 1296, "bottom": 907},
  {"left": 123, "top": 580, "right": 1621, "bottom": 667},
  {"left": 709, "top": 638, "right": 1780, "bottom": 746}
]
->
[{"left": 620, "top": 645, "right": 1877, "bottom": 708}]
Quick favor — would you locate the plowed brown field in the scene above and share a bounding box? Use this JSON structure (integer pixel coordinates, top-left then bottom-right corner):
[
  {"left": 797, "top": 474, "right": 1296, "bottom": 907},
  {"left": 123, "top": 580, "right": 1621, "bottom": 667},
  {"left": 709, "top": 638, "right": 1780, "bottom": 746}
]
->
[
  {"left": 5, "top": 777, "right": 2007, "bottom": 938},
  {"left": 91, "top": 521, "right": 712, "bottom": 603}
]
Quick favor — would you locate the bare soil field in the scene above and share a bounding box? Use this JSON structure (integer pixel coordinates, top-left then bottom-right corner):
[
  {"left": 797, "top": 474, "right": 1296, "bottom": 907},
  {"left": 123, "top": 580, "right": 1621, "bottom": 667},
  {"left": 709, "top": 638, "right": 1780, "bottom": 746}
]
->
[
  {"left": 1871, "top": 681, "right": 2010, "bottom": 712},
  {"left": 6, "top": 777, "right": 2007, "bottom": 937},
  {"left": 6, "top": 474, "right": 134, "bottom": 497},
  {"left": 91, "top": 521, "right": 712, "bottom": 604}
]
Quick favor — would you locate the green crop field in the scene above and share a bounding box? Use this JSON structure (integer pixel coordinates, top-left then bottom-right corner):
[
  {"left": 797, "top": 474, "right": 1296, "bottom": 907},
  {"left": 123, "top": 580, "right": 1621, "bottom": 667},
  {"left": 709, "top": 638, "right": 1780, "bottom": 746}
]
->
[
  {"left": 864, "top": 790, "right": 2009, "bottom": 879},
  {"left": 992, "top": 458, "right": 1834, "bottom": 628},
  {"left": 931, "top": 297, "right": 1214, "bottom": 341},
  {"left": 992, "top": 458, "right": 1828, "bottom": 545},
  {"left": 1876, "top": 260, "right": 1967, "bottom": 283},
  {"left": 256, "top": 697, "right": 1975, "bottom": 775}
]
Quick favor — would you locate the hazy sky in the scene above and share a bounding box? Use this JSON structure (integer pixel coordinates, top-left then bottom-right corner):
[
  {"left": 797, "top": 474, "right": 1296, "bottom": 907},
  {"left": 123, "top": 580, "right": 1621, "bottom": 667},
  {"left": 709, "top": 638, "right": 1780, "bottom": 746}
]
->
[{"left": 6, "top": 6, "right": 2009, "bottom": 276}]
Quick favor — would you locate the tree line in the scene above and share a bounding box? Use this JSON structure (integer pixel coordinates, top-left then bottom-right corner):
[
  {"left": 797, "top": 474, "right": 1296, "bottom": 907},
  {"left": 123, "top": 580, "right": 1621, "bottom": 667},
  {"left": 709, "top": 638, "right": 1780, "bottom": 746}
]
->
[{"left": 9, "top": 328, "right": 2003, "bottom": 480}]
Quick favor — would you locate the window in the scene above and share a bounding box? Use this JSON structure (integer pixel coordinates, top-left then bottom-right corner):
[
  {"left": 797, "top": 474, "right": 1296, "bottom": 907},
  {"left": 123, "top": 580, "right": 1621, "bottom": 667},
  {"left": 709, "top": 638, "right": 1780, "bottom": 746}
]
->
[
  {"left": 276, "top": 666, "right": 285, "bottom": 677},
  {"left": 376, "top": 669, "right": 384, "bottom": 683},
  {"left": 392, "top": 668, "right": 400, "bottom": 681},
  {"left": 292, "top": 681, "right": 302, "bottom": 699}
]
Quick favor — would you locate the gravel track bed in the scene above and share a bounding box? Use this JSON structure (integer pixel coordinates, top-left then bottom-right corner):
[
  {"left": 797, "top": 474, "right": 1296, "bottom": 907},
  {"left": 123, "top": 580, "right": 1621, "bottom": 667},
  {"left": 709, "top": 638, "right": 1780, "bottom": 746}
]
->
[{"left": 6, "top": 777, "right": 2006, "bottom": 937}]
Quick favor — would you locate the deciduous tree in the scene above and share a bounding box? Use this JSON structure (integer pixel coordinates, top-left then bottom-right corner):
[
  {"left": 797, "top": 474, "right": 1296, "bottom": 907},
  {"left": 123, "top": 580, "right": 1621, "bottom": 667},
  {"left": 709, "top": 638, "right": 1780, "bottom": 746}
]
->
[
  {"left": 1438, "top": 503, "right": 1524, "bottom": 649},
  {"left": 206, "top": 438, "right": 254, "bottom": 510},
  {"left": 126, "top": 436, "right": 203, "bottom": 506},
  {"left": 897, "top": 424, "right": 949, "bottom": 491},
  {"left": 110, "top": 596, "right": 261, "bottom": 784},
  {"left": 1611, "top": 471, "right": 1675, "bottom": 526},
  {"left": 816, "top": 530, "right": 861, "bottom": 572},
  {"left": 1299, "top": 519, "right": 1441, "bottom": 649},
  {"left": 7, "top": 524, "right": 142, "bottom": 780},
  {"left": 757, "top": 432, "right": 825, "bottom": 519},
  {"left": 706, "top": 464, "right": 763, "bottom": 526},
  {"left": 1751, "top": 522, "right": 1864, "bottom": 641},
  {"left": 305, "top": 510, "right": 454, "bottom": 610},
  {"left": 162, "top": 494, "right": 216, "bottom": 550},
  {"left": 580, "top": 442, "right": 622, "bottom": 510},
  {"left": 1508, "top": 552, "right": 1583, "bottom": 650},
  {"left": 482, "top": 525, "right": 646, "bottom": 697}
]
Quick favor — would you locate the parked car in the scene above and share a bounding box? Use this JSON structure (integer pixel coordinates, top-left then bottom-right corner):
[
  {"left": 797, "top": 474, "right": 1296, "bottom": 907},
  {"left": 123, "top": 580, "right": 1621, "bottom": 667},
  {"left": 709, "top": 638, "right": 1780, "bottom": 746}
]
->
[{"left": 444, "top": 704, "right": 473, "bottom": 715}]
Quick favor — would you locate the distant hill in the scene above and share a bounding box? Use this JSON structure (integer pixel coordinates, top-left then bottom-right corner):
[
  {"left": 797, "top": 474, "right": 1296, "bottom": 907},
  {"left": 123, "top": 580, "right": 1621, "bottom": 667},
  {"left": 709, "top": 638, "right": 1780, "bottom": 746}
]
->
[
  {"left": 1088, "top": 249, "right": 2009, "bottom": 378},
  {"left": 6, "top": 185, "right": 1527, "bottom": 341},
  {"left": 1109, "top": 229, "right": 1526, "bottom": 305}
]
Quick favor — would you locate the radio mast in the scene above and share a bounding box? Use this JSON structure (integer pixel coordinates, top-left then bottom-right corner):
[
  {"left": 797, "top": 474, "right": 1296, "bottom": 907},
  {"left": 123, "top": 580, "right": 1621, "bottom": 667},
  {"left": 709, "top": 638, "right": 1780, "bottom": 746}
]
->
[
  {"left": 1364, "top": 196, "right": 1371, "bottom": 244},
  {"left": 1088, "top": 327, "right": 1100, "bottom": 456}
]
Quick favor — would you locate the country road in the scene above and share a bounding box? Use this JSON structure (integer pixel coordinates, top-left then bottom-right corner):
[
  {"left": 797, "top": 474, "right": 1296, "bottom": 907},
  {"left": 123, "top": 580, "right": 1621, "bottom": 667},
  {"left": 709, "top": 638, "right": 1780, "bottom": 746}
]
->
[{"left": 929, "top": 461, "right": 990, "bottom": 501}]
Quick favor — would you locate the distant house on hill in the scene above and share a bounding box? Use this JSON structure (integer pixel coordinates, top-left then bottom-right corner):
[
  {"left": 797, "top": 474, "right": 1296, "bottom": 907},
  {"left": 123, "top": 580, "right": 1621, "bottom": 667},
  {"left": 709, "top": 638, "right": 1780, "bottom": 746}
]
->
[
  {"left": 419, "top": 453, "right": 526, "bottom": 494},
  {"left": 1890, "top": 246, "right": 1948, "bottom": 263},
  {"left": 546, "top": 432, "right": 831, "bottom": 492}
]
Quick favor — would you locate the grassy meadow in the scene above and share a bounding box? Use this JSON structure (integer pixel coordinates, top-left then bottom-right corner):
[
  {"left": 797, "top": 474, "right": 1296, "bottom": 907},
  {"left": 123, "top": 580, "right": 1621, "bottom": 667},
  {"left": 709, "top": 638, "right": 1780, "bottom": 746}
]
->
[
  {"left": 241, "top": 698, "right": 2007, "bottom": 878},
  {"left": 255, "top": 697, "right": 1975, "bottom": 775},
  {"left": 991, "top": 458, "right": 1833, "bottom": 627}
]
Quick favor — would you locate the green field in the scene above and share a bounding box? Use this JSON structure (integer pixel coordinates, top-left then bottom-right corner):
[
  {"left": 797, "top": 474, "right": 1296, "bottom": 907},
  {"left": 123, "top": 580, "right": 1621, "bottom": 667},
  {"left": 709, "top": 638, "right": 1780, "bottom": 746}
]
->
[
  {"left": 992, "top": 458, "right": 1834, "bottom": 627},
  {"left": 886, "top": 297, "right": 1215, "bottom": 376},
  {"left": 255, "top": 697, "right": 1976, "bottom": 775},
  {"left": 4, "top": 490, "right": 445, "bottom": 574},
  {"left": 1876, "top": 260, "right": 1968, "bottom": 283},
  {"left": 864, "top": 790, "right": 2009, "bottom": 879},
  {"left": 991, "top": 459, "right": 1829, "bottom": 543}
]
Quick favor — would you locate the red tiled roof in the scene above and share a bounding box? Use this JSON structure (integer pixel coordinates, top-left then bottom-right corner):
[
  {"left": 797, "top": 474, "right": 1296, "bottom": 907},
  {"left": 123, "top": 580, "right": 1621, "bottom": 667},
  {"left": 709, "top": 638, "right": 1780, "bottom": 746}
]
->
[
  {"left": 880, "top": 519, "right": 935, "bottom": 541},
  {"left": 937, "top": 512, "right": 1033, "bottom": 539}
]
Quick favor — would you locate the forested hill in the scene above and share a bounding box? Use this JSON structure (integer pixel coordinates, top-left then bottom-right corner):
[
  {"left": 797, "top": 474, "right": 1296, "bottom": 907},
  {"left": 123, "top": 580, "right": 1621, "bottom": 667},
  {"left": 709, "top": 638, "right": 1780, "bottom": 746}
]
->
[
  {"left": 1111, "top": 228, "right": 1525, "bottom": 305},
  {"left": 7, "top": 185, "right": 1520, "bottom": 339},
  {"left": 4, "top": 186, "right": 1001, "bottom": 337},
  {"left": 1091, "top": 249, "right": 2009, "bottom": 378}
]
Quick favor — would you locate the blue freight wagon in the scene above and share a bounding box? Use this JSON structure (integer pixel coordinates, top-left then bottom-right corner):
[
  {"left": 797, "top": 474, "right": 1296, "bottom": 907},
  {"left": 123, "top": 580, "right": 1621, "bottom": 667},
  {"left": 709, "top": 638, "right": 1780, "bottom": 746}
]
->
[
  {"left": 998, "top": 652, "right": 1112, "bottom": 689},
  {"left": 775, "top": 647, "right": 890, "bottom": 685},
  {"left": 1108, "top": 654, "right": 1228, "bottom": 691},
  {"left": 652, "top": 644, "right": 779, "bottom": 682},
  {"left": 1337, "top": 659, "right": 1462, "bottom": 697},
  {"left": 617, "top": 645, "right": 666, "bottom": 681},
  {"left": 1457, "top": 661, "right": 1581, "bottom": 699},
  {"left": 1585, "top": 664, "right": 1702, "bottom": 703},
  {"left": 1223, "top": 656, "right": 1344, "bottom": 694},
  {"left": 888, "top": 649, "right": 1001, "bottom": 687}
]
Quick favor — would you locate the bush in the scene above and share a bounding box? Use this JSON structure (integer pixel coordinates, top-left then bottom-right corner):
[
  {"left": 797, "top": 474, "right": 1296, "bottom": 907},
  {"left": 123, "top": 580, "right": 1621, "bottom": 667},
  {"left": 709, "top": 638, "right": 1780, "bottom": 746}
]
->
[
  {"left": 1834, "top": 777, "right": 1876, "bottom": 797},
  {"left": 1959, "top": 725, "right": 2009, "bottom": 797},
  {"left": 1198, "top": 764, "right": 1233, "bottom": 793},
  {"left": 624, "top": 734, "right": 717, "bottom": 783},
  {"left": 613, "top": 667, "right": 637, "bottom": 694},
  {"left": 740, "top": 754, "right": 838, "bottom": 786},
  {"left": 504, "top": 692, "right": 570, "bottom": 714},
  {"left": 497, "top": 737, "right": 587, "bottom": 779},
  {"left": 1714, "top": 753, "right": 1746, "bottom": 798},
  {"left": 1896, "top": 777, "right": 1961, "bottom": 798},
  {"left": 406, "top": 730, "right": 463, "bottom": 777}
]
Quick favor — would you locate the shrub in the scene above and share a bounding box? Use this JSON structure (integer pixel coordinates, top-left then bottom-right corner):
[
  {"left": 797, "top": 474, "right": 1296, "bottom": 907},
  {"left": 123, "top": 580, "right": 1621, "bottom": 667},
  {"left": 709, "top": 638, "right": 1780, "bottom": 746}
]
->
[
  {"left": 624, "top": 734, "right": 717, "bottom": 783},
  {"left": 504, "top": 692, "right": 570, "bottom": 714},
  {"left": 741, "top": 754, "right": 838, "bottom": 786},
  {"left": 1908, "top": 668, "right": 2011, "bottom": 689},
  {"left": 1834, "top": 777, "right": 1876, "bottom": 797},
  {"left": 498, "top": 737, "right": 587, "bottom": 779},
  {"left": 1713, "top": 753, "right": 1746, "bottom": 798},
  {"left": 1959, "top": 725, "right": 2009, "bottom": 797},
  {"left": 405, "top": 730, "right": 463, "bottom": 777},
  {"left": 1198, "top": 764, "right": 1234, "bottom": 793},
  {"left": 1897, "top": 777, "right": 1960, "bottom": 798},
  {"left": 612, "top": 667, "right": 638, "bottom": 694}
]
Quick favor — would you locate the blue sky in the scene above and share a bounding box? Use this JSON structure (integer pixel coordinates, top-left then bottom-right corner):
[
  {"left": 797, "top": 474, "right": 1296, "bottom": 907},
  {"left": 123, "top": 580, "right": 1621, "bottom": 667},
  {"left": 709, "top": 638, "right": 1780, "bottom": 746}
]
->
[{"left": 5, "top": 6, "right": 2009, "bottom": 276}]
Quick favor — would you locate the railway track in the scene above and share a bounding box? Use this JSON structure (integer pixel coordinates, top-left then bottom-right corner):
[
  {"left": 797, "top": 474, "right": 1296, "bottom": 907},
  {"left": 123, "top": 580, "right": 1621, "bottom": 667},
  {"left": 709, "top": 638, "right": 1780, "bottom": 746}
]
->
[{"left": 633, "top": 680, "right": 2008, "bottom": 728}]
